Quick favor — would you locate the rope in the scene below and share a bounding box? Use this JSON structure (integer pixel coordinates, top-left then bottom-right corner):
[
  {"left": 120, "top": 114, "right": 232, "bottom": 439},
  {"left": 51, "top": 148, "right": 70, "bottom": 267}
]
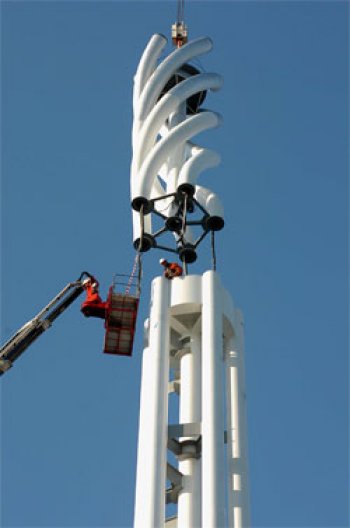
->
[
  {"left": 178, "top": 192, "right": 188, "bottom": 245},
  {"left": 177, "top": 0, "right": 185, "bottom": 23},
  {"left": 139, "top": 204, "right": 145, "bottom": 252},
  {"left": 125, "top": 253, "right": 141, "bottom": 296},
  {"left": 211, "top": 230, "right": 217, "bottom": 271},
  {"left": 137, "top": 253, "right": 142, "bottom": 296},
  {"left": 181, "top": 193, "right": 188, "bottom": 236},
  {"left": 125, "top": 205, "right": 144, "bottom": 296},
  {"left": 180, "top": 193, "right": 189, "bottom": 275}
]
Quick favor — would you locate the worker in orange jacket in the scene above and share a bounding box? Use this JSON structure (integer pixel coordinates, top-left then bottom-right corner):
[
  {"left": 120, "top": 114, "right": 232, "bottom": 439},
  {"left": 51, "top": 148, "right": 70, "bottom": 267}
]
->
[
  {"left": 160, "top": 259, "right": 183, "bottom": 279},
  {"left": 81, "top": 276, "right": 106, "bottom": 319},
  {"left": 83, "top": 277, "right": 104, "bottom": 304}
]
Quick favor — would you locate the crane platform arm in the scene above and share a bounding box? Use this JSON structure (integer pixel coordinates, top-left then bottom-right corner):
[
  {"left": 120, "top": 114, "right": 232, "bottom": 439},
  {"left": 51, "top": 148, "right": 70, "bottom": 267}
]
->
[{"left": 0, "top": 272, "right": 94, "bottom": 376}]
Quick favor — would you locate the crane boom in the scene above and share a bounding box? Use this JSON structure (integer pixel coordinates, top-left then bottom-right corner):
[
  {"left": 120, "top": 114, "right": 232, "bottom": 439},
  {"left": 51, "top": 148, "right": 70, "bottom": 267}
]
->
[{"left": 0, "top": 273, "right": 92, "bottom": 375}]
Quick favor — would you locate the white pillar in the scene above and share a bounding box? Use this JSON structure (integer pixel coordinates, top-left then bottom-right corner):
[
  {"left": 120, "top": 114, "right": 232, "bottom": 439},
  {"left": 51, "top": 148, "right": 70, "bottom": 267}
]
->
[
  {"left": 225, "top": 311, "right": 250, "bottom": 528},
  {"left": 134, "top": 277, "right": 170, "bottom": 528},
  {"left": 178, "top": 331, "right": 202, "bottom": 528},
  {"left": 236, "top": 311, "right": 251, "bottom": 528},
  {"left": 201, "top": 271, "right": 225, "bottom": 527},
  {"left": 226, "top": 335, "right": 242, "bottom": 528}
]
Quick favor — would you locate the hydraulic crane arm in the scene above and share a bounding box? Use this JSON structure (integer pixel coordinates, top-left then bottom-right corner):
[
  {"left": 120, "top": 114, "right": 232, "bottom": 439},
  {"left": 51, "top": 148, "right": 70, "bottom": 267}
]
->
[{"left": 0, "top": 272, "right": 93, "bottom": 376}]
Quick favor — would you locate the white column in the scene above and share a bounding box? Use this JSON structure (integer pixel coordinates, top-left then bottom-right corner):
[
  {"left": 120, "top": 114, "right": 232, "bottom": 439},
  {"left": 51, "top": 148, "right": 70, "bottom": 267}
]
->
[
  {"left": 201, "top": 271, "right": 225, "bottom": 527},
  {"left": 134, "top": 277, "right": 170, "bottom": 528},
  {"left": 225, "top": 335, "right": 242, "bottom": 528},
  {"left": 178, "top": 331, "right": 202, "bottom": 528},
  {"left": 236, "top": 311, "right": 251, "bottom": 528},
  {"left": 225, "top": 311, "right": 250, "bottom": 528}
]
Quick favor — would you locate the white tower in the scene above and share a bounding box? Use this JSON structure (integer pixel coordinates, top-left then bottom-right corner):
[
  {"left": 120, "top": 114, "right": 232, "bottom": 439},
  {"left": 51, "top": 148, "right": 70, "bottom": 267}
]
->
[{"left": 131, "top": 33, "right": 250, "bottom": 528}]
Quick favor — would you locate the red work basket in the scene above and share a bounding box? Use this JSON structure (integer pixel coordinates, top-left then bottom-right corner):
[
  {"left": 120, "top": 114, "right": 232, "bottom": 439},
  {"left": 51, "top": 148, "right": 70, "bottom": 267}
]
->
[{"left": 103, "top": 277, "right": 139, "bottom": 356}]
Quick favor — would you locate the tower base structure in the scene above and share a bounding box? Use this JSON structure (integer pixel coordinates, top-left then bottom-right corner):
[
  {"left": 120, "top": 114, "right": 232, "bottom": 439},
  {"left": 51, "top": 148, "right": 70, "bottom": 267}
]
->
[{"left": 134, "top": 271, "right": 250, "bottom": 528}]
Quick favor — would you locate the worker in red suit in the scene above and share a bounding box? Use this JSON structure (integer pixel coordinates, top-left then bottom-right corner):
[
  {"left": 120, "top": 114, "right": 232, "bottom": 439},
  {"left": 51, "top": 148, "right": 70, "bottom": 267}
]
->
[
  {"left": 84, "top": 277, "right": 104, "bottom": 304},
  {"left": 160, "top": 259, "right": 183, "bottom": 279},
  {"left": 81, "top": 276, "right": 106, "bottom": 319}
]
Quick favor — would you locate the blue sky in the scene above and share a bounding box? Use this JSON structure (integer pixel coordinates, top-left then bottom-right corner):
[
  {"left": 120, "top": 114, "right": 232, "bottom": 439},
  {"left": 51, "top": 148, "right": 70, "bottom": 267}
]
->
[{"left": 1, "top": 1, "right": 348, "bottom": 527}]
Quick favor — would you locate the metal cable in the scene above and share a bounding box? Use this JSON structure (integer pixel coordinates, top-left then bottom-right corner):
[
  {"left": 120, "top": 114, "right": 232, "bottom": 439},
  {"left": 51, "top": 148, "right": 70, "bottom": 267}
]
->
[
  {"left": 137, "top": 253, "right": 142, "bottom": 296},
  {"left": 211, "top": 230, "right": 216, "bottom": 271},
  {"left": 177, "top": 0, "right": 185, "bottom": 23},
  {"left": 181, "top": 193, "right": 188, "bottom": 242},
  {"left": 126, "top": 206, "right": 144, "bottom": 296}
]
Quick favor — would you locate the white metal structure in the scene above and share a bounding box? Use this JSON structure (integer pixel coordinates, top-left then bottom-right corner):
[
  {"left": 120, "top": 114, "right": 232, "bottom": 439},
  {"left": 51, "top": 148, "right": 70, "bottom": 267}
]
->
[
  {"left": 131, "top": 34, "right": 250, "bottom": 528},
  {"left": 131, "top": 33, "right": 224, "bottom": 255}
]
